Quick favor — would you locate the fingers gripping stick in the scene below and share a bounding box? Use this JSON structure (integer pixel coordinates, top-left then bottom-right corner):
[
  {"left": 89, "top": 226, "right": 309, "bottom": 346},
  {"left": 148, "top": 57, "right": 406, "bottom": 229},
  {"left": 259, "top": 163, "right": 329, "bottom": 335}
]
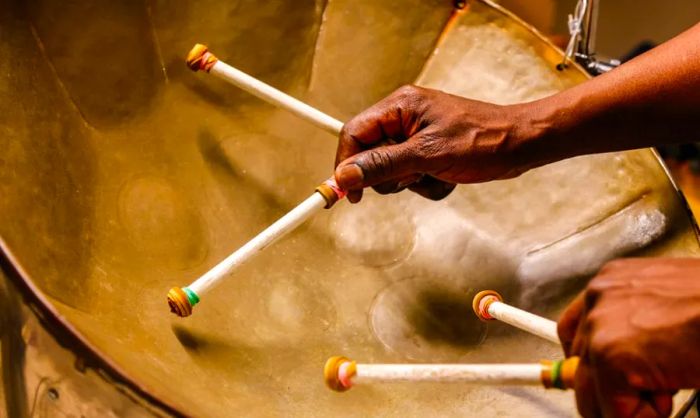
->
[
  {"left": 167, "top": 179, "right": 346, "bottom": 317},
  {"left": 472, "top": 290, "right": 560, "bottom": 343},
  {"left": 324, "top": 356, "right": 580, "bottom": 392}
]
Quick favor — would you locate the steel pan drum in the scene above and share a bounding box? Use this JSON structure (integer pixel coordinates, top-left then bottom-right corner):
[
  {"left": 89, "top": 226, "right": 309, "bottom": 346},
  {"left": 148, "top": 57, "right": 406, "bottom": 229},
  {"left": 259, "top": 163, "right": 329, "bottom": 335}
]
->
[{"left": 1, "top": 0, "right": 698, "bottom": 416}]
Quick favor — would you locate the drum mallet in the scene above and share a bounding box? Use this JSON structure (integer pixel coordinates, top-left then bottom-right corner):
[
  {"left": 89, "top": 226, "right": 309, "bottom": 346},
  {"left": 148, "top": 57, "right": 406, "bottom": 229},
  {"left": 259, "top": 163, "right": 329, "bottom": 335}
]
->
[
  {"left": 167, "top": 45, "right": 350, "bottom": 318},
  {"left": 167, "top": 178, "right": 345, "bottom": 317},
  {"left": 185, "top": 44, "right": 343, "bottom": 135},
  {"left": 472, "top": 290, "right": 559, "bottom": 344},
  {"left": 324, "top": 356, "right": 579, "bottom": 392}
]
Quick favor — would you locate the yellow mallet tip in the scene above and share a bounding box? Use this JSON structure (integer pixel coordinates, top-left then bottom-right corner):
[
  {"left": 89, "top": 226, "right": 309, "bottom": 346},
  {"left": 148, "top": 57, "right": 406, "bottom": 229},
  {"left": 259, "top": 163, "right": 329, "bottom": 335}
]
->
[
  {"left": 186, "top": 43, "right": 218, "bottom": 72},
  {"left": 167, "top": 287, "right": 193, "bottom": 317},
  {"left": 472, "top": 290, "right": 503, "bottom": 321},
  {"left": 324, "top": 356, "right": 355, "bottom": 392}
]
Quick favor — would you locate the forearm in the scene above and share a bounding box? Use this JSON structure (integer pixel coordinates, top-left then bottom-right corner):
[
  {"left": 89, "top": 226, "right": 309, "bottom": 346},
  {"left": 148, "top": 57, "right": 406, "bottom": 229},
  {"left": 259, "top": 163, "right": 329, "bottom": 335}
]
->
[
  {"left": 514, "top": 22, "right": 700, "bottom": 167},
  {"left": 334, "top": 24, "right": 700, "bottom": 195}
]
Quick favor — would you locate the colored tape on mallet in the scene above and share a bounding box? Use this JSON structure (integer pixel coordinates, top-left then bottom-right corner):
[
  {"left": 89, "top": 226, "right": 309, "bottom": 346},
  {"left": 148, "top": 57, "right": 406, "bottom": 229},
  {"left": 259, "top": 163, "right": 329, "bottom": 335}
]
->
[{"left": 324, "top": 356, "right": 580, "bottom": 392}]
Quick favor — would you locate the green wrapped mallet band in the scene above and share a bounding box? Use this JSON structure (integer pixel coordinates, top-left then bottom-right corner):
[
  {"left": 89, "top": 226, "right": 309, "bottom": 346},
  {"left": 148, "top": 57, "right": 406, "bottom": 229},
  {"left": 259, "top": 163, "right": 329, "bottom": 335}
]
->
[
  {"left": 551, "top": 359, "right": 564, "bottom": 389},
  {"left": 183, "top": 287, "right": 200, "bottom": 307}
]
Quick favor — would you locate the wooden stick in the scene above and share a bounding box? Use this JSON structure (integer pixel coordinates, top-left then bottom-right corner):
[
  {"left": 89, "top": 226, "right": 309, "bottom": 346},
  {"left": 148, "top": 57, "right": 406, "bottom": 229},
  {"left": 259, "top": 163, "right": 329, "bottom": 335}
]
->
[
  {"left": 167, "top": 179, "right": 346, "bottom": 317},
  {"left": 186, "top": 44, "right": 344, "bottom": 136},
  {"left": 472, "top": 290, "right": 559, "bottom": 343},
  {"left": 356, "top": 363, "right": 542, "bottom": 384},
  {"left": 324, "top": 356, "right": 579, "bottom": 392}
]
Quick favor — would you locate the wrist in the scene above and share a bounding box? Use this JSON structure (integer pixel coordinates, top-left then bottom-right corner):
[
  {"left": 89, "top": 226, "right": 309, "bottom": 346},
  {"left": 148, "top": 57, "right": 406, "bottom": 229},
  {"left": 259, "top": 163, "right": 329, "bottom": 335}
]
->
[
  {"left": 506, "top": 87, "right": 594, "bottom": 171},
  {"left": 505, "top": 100, "right": 560, "bottom": 172}
]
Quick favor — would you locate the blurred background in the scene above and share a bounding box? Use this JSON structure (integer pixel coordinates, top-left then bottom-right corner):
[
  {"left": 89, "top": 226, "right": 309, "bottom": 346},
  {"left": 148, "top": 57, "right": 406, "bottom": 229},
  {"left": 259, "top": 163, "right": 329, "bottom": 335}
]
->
[
  {"left": 501, "top": 0, "right": 700, "bottom": 57},
  {"left": 501, "top": 0, "right": 700, "bottom": 214}
]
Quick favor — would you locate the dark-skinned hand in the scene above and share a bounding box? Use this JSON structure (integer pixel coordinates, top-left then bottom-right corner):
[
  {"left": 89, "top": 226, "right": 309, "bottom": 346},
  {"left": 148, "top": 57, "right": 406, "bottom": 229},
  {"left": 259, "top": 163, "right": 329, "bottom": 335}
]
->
[
  {"left": 558, "top": 258, "right": 700, "bottom": 418},
  {"left": 334, "top": 85, "right": 536, "bottom": 203}
]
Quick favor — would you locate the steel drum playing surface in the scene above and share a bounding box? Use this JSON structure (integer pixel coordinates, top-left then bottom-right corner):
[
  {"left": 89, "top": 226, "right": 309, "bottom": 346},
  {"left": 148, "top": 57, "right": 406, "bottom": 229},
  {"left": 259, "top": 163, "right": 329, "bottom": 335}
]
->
[{"left": 0, "top": 0, "right": 698, "bottom": 416}]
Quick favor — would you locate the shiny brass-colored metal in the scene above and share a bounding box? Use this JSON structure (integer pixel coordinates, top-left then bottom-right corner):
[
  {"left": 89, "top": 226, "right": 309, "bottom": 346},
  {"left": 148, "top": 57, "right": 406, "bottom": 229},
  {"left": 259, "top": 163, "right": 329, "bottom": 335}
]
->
[{"left": 1, "top": 0, "right": 698, "bottom": 416}]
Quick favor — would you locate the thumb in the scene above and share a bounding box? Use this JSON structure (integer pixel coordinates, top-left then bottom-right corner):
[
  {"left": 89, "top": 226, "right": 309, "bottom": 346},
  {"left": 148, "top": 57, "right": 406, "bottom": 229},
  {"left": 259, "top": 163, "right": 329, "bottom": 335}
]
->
[
  {"left": 557, "top": 291, "right": 585, "bottom": 356},
  {"left": 334, "top": 140, "right": 425, "bottom": 190}
]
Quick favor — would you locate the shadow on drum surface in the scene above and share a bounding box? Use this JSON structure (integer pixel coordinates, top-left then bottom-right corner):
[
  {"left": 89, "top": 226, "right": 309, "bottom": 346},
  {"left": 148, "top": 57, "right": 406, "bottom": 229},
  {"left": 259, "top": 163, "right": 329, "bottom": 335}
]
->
[{"left": 1, "top": 0, "right": 699, "bottom": 417}]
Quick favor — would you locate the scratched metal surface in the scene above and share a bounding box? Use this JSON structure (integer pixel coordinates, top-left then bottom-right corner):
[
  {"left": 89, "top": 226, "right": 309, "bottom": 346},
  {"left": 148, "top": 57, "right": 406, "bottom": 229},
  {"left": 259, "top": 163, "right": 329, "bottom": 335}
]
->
[{"left": 0, "top": 0, "right": 698, "bottom": 416}]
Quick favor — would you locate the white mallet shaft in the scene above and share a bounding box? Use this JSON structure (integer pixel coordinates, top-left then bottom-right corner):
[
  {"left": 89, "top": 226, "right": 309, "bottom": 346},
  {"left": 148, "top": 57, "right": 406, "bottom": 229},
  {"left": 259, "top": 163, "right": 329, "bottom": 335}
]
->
[
  {"left": 355, "top": 363, "right": 542, "bottom": 385},
  {"left": 187, "top": 44, "right": 344, "bottom": 136},
  {"left": 324, "top": 356, "right": 580, "bottom": 392},
  {"left": 473, "top": 291, "right": 559, "bottom": 343},
  {"left": 168, "top": 179, "right": 345, "bottom": 317},
  {"left": 189, "top": 192, "right": 327, "bottom": 296}
]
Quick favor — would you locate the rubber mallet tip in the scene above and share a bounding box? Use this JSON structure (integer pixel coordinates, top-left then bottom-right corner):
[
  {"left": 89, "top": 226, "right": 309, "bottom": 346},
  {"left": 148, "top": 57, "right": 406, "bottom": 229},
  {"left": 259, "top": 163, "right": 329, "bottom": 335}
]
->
[
  {"left": 472, "top": 290, "right": 503, "bottom": 321},
  {"left": 324, "top": 356, "right": 356, "bottom": 392},
  {"left": 167, "top": 286, "right": 200, "bottom": 317},
  {"left": 186, "top": 43, "right": 218, "bottom": 72}
]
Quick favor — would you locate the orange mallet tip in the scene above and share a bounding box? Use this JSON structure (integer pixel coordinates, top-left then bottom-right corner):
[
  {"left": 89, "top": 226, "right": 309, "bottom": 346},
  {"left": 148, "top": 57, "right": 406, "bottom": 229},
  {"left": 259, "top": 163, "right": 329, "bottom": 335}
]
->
[
  {"left": 186, "top": 43, "right": 218, "bottom": 72},
  {"left": 324, "top": 356, "right": 356, "bottom": 392},
  {"left": 472, "top": 290, "right": 503, "bottom": 321}
]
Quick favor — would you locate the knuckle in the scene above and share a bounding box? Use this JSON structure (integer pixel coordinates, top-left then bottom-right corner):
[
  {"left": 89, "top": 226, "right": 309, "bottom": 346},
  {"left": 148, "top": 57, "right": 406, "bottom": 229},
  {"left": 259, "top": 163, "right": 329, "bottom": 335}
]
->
[
  {"left": 394, "top": 84, "right": 426, "bottom": 105},
  {"left": 415, "top": 134, "right": 438, "bottom": 156},
  {"left": 396, "top": 84, "right": 419, "bottom": 98},
  {"left": 586, "top": 261, "right": 630, "bottom": 300},
  {"left": 585, "top": 310, "right": 628, "bottom": 363},
  {"left": 414, "top": 133, "right": 443, "bottom": 163},
  {"left": 339, "top": 120, "right": 359, "bottom": 142}
]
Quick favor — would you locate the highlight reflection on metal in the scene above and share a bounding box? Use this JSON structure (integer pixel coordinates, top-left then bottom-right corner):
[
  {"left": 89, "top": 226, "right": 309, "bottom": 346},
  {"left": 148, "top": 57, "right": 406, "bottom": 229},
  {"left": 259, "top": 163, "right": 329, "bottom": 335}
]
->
[{"left": 1, "top": 0, "right": 698, "bottom": 416}]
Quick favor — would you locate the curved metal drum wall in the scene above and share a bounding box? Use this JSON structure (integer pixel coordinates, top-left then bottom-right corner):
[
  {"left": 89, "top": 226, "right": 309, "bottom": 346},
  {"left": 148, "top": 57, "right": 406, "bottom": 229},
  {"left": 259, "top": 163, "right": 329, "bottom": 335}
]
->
[{"left": 0, "top": 0, "right": 698, "bottom": 416}]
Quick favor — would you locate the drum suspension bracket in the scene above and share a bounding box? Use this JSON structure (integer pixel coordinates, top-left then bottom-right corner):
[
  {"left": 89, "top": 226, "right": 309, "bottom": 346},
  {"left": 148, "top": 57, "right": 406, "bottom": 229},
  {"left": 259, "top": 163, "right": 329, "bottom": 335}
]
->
[{"left": 558, "top": 0, "right": 621, "bottom": 75}]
